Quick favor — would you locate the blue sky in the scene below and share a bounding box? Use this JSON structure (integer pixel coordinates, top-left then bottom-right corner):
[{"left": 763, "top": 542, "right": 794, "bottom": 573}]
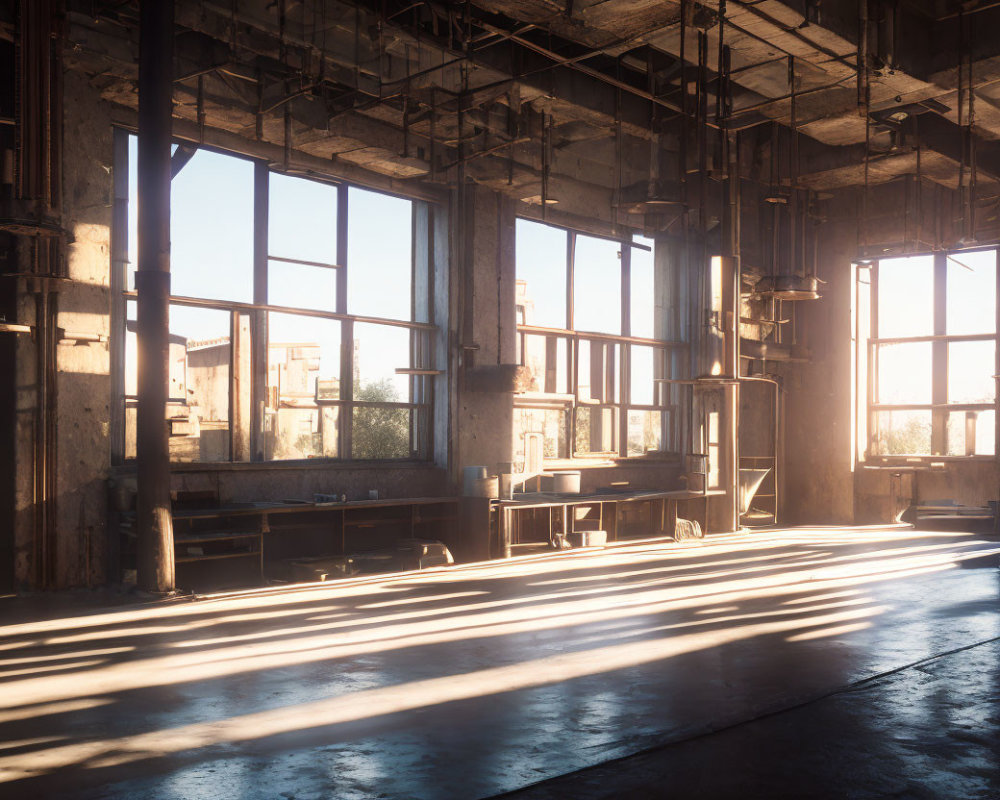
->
[{"left": 127, "top": 137, "right": 414, "bottom": 400}]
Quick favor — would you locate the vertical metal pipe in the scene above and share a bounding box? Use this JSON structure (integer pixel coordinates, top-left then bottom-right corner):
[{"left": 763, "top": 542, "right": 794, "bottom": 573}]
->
[
  {"left": 136, "top": 0, "right": 175, "bottom": 594},
  {"left": 678, "top": 0, "right": 688, "bottom": 197},
  {"left": 17, "top": 0, "right": 61, "bottom": 588},
  {"left": 857, "top": 0, "right": 868, "bottom": 114}
]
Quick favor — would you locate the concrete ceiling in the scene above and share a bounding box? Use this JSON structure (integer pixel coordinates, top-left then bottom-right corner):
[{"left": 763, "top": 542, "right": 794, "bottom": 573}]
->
[{"left": 58, "top": 0, "right": 1000, "bottom": 220}]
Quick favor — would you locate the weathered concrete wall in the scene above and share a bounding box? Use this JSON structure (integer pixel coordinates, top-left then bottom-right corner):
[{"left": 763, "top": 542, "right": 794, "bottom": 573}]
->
[
  {"left": 783, "top": 180, "right": 1000, "bottom": 525},
  {"left": 52, "top": 71, "right": 116, "bottom": 586},
  {"left": 34, "top": 77, "right": 712, "bottom": 589},
  {"left": 778, "top": 214, "right": 856, "bottom": 525},
  {"left": 118, "top": 463, "right": 450, "bottom": 506},
  {"left": 453, "top": 185, "right": 517, "bottom": 479},
  {"left": 13, "top": 246, "right": 37, "bottom": 586},
  {"left": 855, "top": 461, "right": 1000, "bottom": 523},
  {"left": 14, "top": 71, "right": 115, "bottom": 588}
]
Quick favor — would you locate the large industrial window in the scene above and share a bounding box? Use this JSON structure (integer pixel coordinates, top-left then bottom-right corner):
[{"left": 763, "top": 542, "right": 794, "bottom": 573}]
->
[
  {"left": 113, "top": 131, "right": 439, "bottom": 464},
  {"left": 857, "top": 249, "right": 998, "bottom": 459},
  {"left": 513, "top": 218, "right": 681, "bottom": 465}
]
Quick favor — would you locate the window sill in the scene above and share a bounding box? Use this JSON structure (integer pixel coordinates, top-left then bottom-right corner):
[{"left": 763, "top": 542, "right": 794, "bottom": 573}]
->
[
  {"left": 543, "top": 455, "right": 682, "bottom": 470},
  {"left": 113, "top": 459, "right": 439, "bottom": 474},
  {"left": 860, "top": 456, "right": 997, "bottom": 470}
]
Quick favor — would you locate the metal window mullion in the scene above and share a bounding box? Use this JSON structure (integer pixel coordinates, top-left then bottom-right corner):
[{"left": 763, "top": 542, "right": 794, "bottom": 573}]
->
[
  {"left": 424, "top": 204, "right": 435, "bottom": 460},
  {"left": 570, "top": 336, "right": 580, "bottom": 453},
  {"left": 620, "top": 242, "right": 631, "bottom": 457},
  {"left": 267, "top": 255, "right": 342, "bottom": 270},
  {"left": 516, "top": 323, "right": 688, "bottom": 349},
  {"left": 409, "top": 204, "right": 418, "bottom": 457},
  {"left": 619, "top": 344, "right": 629, "bottom": 457},
  {"left": 566, "top": 231, "right": 575, "bottom": 331},
  {"left": 566, "top": 232, "right": 575, "bottom": 451},
  {"left": 932, "top": 251, "right": 948, "bottom": 455},
  {"left": 995, "top": 248, "right": 999, "bottom": 458},
  {"left": 111, "top": 128, "right": 129, "bottom": 466},
  {"left": 621, "top": 239, "right": 631, "bottom": 338},
  {"left": 251, "top": 161, "right": 269, "bottom": 461},
  {"left": 124, "top": 292, "right": 435, "bottom": 331},
  {"left": 337, "top": 184, "right": 351, "bottom": 459},
  {"left": 868, "top": 261, "right": 879, "bottom": 457}
]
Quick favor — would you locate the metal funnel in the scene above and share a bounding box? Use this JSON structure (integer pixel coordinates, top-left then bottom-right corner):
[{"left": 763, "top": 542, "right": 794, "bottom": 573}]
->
[{"left": 739, "top": 468, "right": 772, "bottom": 516}]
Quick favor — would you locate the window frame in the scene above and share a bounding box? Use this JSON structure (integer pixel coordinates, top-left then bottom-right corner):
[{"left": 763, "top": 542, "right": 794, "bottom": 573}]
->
[
  {"left": 111, "top": 129, "right": 440, "bottom": 466},
  {"left": 859, "top": 248, "right": 1000, "bottom": 462},
  {"left": 513, "top": 218, "right": 684, "bottom": 462}
]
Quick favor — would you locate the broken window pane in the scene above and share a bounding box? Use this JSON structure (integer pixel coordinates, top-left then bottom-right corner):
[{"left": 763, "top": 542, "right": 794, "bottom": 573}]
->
[
  {"left": 269, "top": 172, "right": 338, "bottom": 265},
  {"left": 514, "top": 407, "right": 568, "bottom": 465},
  {"left": 266, "top": 313, "right": 341, "bottom": 460},
  {"left": 268, "top": 259, "right": 337, "bottom": 312},
  {"left": 574, "top": 234, "right": 621, "bottom": 335},
  {"left": 873, "top": 410, "right": 932, "bottom": 455},
  {"left": 577, "top": 340, "right": 619, "bottom": 404},
  {"left": 516, "top": 219, "right": 567, "bottom": 329},
  {"left": 947, "top": 250, "right": 996, "bottom": 336},
  {"left": 574, "top": 406, "right": 615, "bottom": 455},
  {"left": 627, "top": 409, "right": 663, "bottom": 456},
  {"left": 877, "top": 342, "right": 932, "bottom": 405},
  {"left": 520, "top": 334, "right": 568, "bottom": 394},
  {"left": 877, "top": 255, "right": 933, "bottom": 338},
  {"left": 348, "top": 187, "right": 412, "bottom": 321},
  {"left": 948, "top": 340, "right": 996, "bottom": 404},
  {"left": 947, "top": 410, "right": 996, "bottom": 456},
  {"left": 631, "top": 236, "right": 655, "bottom": 338}
]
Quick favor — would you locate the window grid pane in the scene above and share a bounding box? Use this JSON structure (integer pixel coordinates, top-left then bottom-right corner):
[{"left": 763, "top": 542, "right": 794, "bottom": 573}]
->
[
  {"left": 867, "top": 249, "right": 998, "bottom": 459},
  {"left": 119, "top": 137, "right": 435, "bottom": 464}
]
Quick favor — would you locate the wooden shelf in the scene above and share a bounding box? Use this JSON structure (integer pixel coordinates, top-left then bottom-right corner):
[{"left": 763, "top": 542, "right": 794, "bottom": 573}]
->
[{"left": 176, "top": 551, "right": 260, "bottom": 564}]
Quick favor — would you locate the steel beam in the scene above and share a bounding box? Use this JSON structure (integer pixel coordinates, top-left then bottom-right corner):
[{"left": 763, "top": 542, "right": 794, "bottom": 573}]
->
[{"left": 136, "top": 0, "right": 175, "bottom": 594}]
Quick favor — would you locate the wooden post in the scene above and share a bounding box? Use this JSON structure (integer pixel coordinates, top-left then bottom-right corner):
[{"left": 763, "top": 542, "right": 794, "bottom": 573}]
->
[{"left": 136, "top": 0, "right": 175, "bottom": 593}]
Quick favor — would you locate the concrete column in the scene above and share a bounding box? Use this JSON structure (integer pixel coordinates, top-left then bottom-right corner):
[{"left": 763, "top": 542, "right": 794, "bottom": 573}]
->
[{"left": 136, "top": 0, "right": 175, "bottom": 593}]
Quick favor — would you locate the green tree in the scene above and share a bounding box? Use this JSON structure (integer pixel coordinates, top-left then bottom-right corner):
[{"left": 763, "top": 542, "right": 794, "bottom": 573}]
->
[
  {"left": 352, "top": 379, "right": 410, "bottom": 459},
  {"left": 881, "top": 415, "right": 931, "bottom": 455}
]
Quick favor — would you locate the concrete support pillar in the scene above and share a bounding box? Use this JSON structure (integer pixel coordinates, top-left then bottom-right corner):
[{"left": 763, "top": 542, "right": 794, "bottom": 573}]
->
[{"left": 136, "top": 0, "right": 175, "bottom": 593}]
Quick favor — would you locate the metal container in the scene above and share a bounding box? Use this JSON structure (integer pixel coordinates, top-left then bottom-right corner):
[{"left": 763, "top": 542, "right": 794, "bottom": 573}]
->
[
  {"left": 469, "top": 476, "right": 499, "bottom": 498},
  {"left": 550, "top": 471, "right": 581, "bottom": 494},
  {"left": 463, "top": 465, "right": 488, "bottom": 495},
  {"left": 567, "top": 530, "right": 607, "bottom": 548}
]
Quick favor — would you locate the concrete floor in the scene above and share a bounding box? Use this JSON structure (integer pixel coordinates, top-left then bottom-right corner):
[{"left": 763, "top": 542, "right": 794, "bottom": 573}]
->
[{"left": 1, "top": 527, "right": 998, "bottom": 800}]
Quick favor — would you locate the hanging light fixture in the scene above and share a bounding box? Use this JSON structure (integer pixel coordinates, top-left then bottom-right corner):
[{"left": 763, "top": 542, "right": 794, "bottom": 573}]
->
[{"left": 754, "top": 56, "right": 821, "bottom": 301}]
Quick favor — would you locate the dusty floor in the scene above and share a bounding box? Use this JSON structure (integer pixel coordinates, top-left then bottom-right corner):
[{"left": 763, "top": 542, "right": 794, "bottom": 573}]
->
[{"left": 1, "top": 527, "right": 998, "bottom": 800}]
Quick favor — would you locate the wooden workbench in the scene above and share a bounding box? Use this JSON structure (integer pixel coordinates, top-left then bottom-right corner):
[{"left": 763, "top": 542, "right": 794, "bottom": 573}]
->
[
  {"left": 489, "top": 488, "right": 726, "bottom": 558},
  {"left": 120, "top": 496, "right": 460, "bottom": 587}
]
